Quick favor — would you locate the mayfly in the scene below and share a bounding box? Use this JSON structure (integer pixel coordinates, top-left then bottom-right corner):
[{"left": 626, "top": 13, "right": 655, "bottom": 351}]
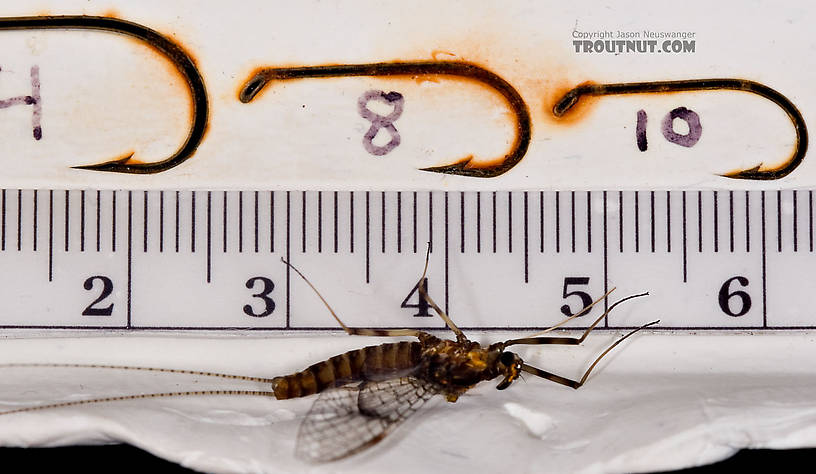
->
[{"left": 0, "top": 253, "right": 657, "bottom": 463}]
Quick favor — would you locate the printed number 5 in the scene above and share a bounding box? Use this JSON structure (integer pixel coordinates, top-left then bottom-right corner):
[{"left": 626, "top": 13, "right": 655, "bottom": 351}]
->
[
  {"left": 244, "top": 277, "right": 275, "bottom": 317},
  {"left": 561, "top": 277, "right": 592, "bottom": 317}
]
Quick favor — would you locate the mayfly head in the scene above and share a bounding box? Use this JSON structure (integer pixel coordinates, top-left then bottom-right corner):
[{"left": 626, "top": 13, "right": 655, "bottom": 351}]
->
[{"left": 493, "top": 348, "right": 523, "bottom": 390}]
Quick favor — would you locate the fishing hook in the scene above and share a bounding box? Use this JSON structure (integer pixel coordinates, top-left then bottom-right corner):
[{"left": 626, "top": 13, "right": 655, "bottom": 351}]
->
[
  {"left": 0, "top": 15, "right": 208, "bottom": 174},
  {"left": 554, "top": 79, "right": 808, "bottom": 180},
  {"left": 239, "top": 61, "right": 531, "bottom": 178}
]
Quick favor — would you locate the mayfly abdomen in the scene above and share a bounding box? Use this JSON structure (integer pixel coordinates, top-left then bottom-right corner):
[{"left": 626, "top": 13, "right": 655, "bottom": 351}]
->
[{"left": 272, "top": 341, "right": 422, "bottom": 399}]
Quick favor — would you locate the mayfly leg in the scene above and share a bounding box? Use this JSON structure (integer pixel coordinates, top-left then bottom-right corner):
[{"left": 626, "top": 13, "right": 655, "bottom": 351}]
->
[
  {"left": 282, "top": 258, "right": 422, "bottom": 337},
  {"left": 502, "top": 292, "right": 650, "bottom": 347},
  {"left": 519, "top": 320, "right": 660, "bottom": 389},
  {"left": 415, "top": 245, "right": 466, "bottom": 341}
]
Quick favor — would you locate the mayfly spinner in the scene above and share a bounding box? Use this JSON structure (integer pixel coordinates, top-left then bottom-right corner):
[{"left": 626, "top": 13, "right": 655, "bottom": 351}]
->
[{"left": 0, "top": 254, "right": 657, "bottom": 463}]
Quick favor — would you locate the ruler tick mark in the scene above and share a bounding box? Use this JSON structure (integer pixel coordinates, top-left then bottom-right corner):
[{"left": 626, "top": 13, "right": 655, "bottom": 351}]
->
[
  {"left": 110, "top": 191, "right": 115, "bottom": 253},
  {"left": 491, "top": 191, "right": 496, "bottom": 254},
  {"left": 143, "top": 191, "right": 148, "bottom": 253},
  {"left": 555, "top": 191, "right": 561, "bottom": 253},
  {"left": 587, "top": 191, "right": 592, "bottom": 253},
  {"left": 80, "top": 190, "right": 85, "bottom": 252},
  {"left": 776, "top": 190, "right": 782, "bottom": 253},
  {"left": 649, "top": 191, "right": 655, "bottom": 253},
  {"left": 191, "top": 191, "right": 196, "bottom": 253},
  {"left": 793, "top": 190, "right": 798, "bottom": 252},
  {"left": 570, "top": 191, "right": 576, "bottom": 253},
  {"left": 64, "top": 190, "right": 70, "bottom": 253},
  {"left": 317, "top": 191, "right": 322, "bottom": 253},
  {"left": 207, "top": 191, "right": 212, "bottom": 283},
  {"left": 666, "top": 191, "right": 671, "bottom": 253},
  {"left": 396, "top": 191, "right": 402, "bottom": 254},
  {"left": 618, "top": 191, "right": 623, "bottom": 253},
  {"left": 255, "top": 191, "right": 260, "bottom": 254},
  {"left": 366, "top": 191, "right": 370, "bottom": 283},
  {"left": 174, "top": 191, "right": 180, "bottom": 253},
  {"left": 159, "top": 191, "right": 164, "bottom": 253},
  {"left": 33, "top": 190, "right": 38, "bottom": 252},
  {"left": 523, "top": 191, "right": 529, "bottom": 283},
  {"left": 95, "top": 190, "right": 100, "bottom": 253},
  {"left": 682, "top": 191, "right": 688, "bottom": 282},
  {"left": 48, "top": 190, "right": 52, "bottom": 281}
]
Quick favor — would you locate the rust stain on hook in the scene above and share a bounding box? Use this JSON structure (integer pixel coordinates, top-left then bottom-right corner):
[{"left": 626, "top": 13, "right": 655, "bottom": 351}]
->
[
  {"left": 553, "top": 79, "right": 808, "bottom": 180},
  {"left": 0, "top": 15, "right": 209, "bottom": 174},
  {"left": 239, "top": 61, "right": 531, "bottom": 178}
]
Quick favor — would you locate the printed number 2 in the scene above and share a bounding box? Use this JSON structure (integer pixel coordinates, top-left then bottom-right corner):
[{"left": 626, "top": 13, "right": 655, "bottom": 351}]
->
[
  {"left": 561, "top": 277, "right": 592, "bottom": 317},
  {"left": 244, "top": 277, "right": 275, "bottom": 317},
  {"left": 82, "top": 276, "right": 114, "bottom": 316}
]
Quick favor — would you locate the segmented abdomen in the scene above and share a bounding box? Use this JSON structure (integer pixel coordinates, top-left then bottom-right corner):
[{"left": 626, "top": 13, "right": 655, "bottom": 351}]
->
[{"left": 272, "top": 341, "right": 422, "bottom": 399}]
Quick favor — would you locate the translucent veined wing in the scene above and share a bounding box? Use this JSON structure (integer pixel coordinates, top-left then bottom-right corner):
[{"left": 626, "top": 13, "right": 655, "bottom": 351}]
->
[{"left": 295, "top": 377, "right": 443, "bottom": 463}]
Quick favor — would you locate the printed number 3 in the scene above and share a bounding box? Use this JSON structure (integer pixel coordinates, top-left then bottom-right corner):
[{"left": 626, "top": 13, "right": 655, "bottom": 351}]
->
[{"left": 244, "top": 276, "right": 275, "bottom": 317}]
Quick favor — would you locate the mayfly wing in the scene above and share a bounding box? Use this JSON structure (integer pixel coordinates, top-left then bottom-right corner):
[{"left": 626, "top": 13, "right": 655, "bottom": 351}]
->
[{"left": 295, "top": 377, "right": 442, "bottom": 463}]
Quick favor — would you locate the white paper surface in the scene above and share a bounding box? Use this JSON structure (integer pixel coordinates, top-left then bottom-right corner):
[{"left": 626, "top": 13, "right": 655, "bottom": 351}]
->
[{"left": 2, "top": 332, "right": 816, "bottom": 473}]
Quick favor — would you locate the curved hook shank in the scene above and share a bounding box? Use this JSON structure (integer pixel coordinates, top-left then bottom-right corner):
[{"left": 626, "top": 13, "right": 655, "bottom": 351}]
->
[
  {"left": 553, "top": 79, "right": 807, "bottom": 180},
  {"left": 240, "top": 61, "right": 531, "bottom": 178},
  {"left": 0, "top": 15, "right": 208, "bottom": 174}
]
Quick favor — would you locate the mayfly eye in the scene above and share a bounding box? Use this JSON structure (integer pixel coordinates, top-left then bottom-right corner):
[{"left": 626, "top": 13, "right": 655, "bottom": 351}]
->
[{"left": 499, "top": 351, "right": 515, "bottom": 366}]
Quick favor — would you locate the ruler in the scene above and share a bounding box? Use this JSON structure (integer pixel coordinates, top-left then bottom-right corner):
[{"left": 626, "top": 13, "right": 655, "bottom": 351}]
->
[{"left": 0, "top": 188, "right": 811, "bottom": 331}]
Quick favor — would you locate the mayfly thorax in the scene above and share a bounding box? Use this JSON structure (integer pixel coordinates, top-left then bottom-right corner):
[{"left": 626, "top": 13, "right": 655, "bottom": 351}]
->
[{"left": 0, "top": 250, "right": 657, "bottom": 463}]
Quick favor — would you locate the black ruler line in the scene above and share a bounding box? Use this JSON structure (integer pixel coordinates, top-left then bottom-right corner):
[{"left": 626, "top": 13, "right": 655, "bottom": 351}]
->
[
  {"left": 396, "top": 191, "right": 402, "bottom": 254},
  {"left": 412, "top": 191, "right": 417, "bottom": 253},
  {"left": 444, "top": 191, "right": 449, "bottom": 314},
  {"left": 334, "top": 191, "right": 339, "bottom": 254},
  {"left": 64, "top": 190, "right": 69, "bottom": 253},
  {"left": 191, "top": 191, "right": 196, "bottom": 253},
  {"left": 538, "top": 191, "right": 543, "bottom": 253},
  {"left": 491, "top": 191, "right": 496, "bottom": 253},
  {"left": 634, "top": 191, "right": 639, "bottom": 253},
  {"left": 33, "top": 190, "right": 38, "bottom": 252},
  {"left": 301, "top": 191, "right": 306, "bottom": 253},
  {"left": 570, "top": 191, "right": 576, "bottom": 253},
  {"left": 271, "top": 191, "right": 275, "bottom": 253},
  {"left": 1, "top": 189, "right": 5, "bottom": 251},
  {"left": 793, "top": 190, "right": 798, "bottom": 252},
  {"left": 159, "top": 191, "right": 164, "bottom": 253},
  {"left": 602, "top": 191, "right": 608, "bottom": 320},
  {"left": 776, "top": 190, "right": 782, "bottom": 253},
  {"left": 110, "top": 191, "right": 115, "bottom": 253},
  {"left": 48, "top": 190, "right": 52, "bottom": 281},
  {"left": 255, "top": 190, "right": 260, "bottom": 253},
  {"left": 649, "top": 191, "right": 655, "bottom": 253},
  {"left": 366, "top": 191, "right": 370, "bottom": 283},
  {"left": 523, "top": 191, "right": 529, "bottom": 283},
  {"left": 222, "top": 191, "right": 228, "bottom": 253},
  {"left": 761, "top": 191, "right": 767, "bottom": 327},
  {"left": 713, "top": 191, "right": 719, "bottom": 253},
  {"left": 239, "top": 191, "right": 244, "bottom": 253},
  {"left": 143, "top": 191, "right": 148, "bottom": 253},
  {"left": 127, "top": 191, "right": 132, "bottom": 328},
  {"left": 555, "top": 191, "right": 560, "bottom": 253},
  {"left": 350, "top": 191, "right": 355, "bottom": 253},
  {"left": 477, "top": 191, "right": 482, "bottom": 253},
  {"left": 80, "top": 190, "right": 85, "bottom": 252},
  {"left": 697, "top": 191, "right": 702, "bottom": 253},
  {"left": 810, "top": 190, "right": 814, "bottom": 252},
  {"left": 174, "top": 191, "right": 180, "bottom": 253},
  {"left": 381, "top": 191, "right": 386, "bottom": 254},
  {"left": 666, "top": 191, "right": 671, "bottom": 253},
  {"left": 460, "top": 191, "right": 465, "bottom": 253},
  {"left": 286, "top": 191, "right": 291, "bottom": 328},
  {"left": 729, "top": 191, "right": 735, "bottom": 253},
  {"left": 746, "top": 191, "right": 751, "bottom": 253},
  {"left": 95, "top": 190, "right": 100, "bottom": 252},
  {"left": 508, "top": 192, "right": 513, "bottom": 253},
  {"left": 682, "top": 191, "right": 687, "bottom": 283},
  {"left": 428, "top": 192, "right": 433, "bottom": 253},
  {"left": 16, "top": 189, "right": 21, "bottom": 252},
  {"left": 207, "top": 191, "right": 212, "bottom": 283},
  {"left": 587, "top": 191, "right": 591, "bottom": 253},
  {"left": 317, "top": 191, "right": 322, "bottom": 253},
  {"left": 618, "top": 191, "right": 623, "bottom": 253}
]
